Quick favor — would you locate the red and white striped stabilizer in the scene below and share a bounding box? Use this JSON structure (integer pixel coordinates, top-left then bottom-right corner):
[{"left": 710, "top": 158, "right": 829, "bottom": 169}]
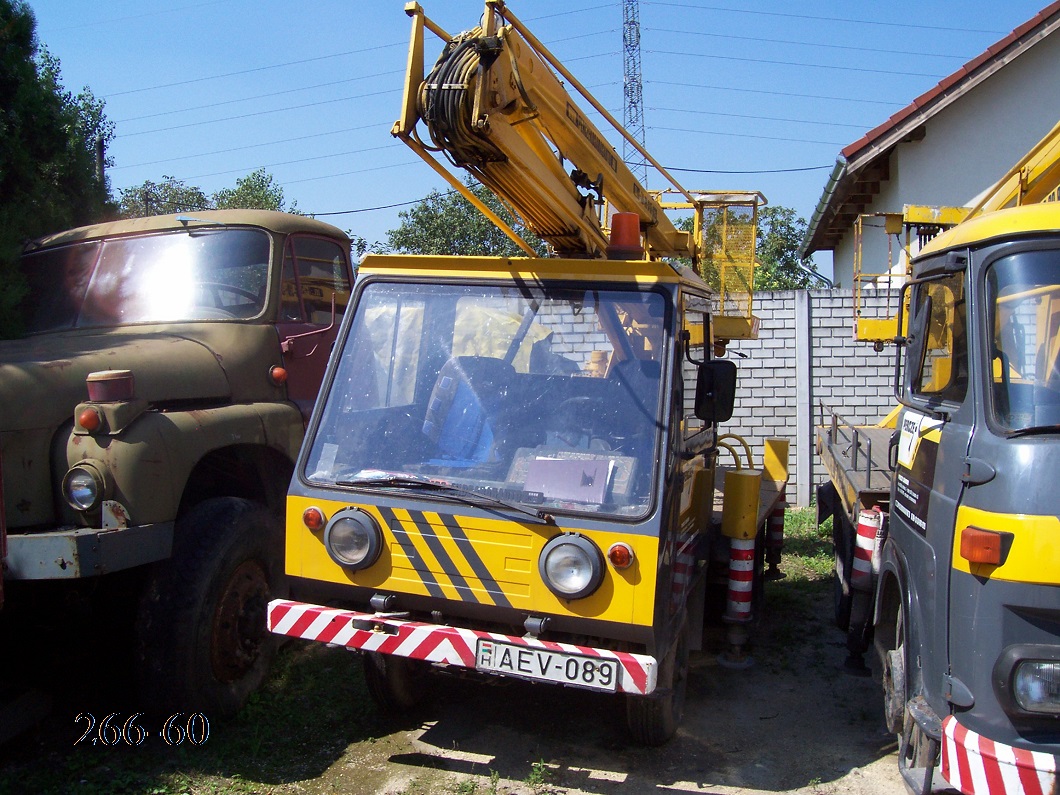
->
[
  {"left": 267, "top": 599, "right": 658, "bottom": 695},
  {"left": 941, "top": 714, "right": 1057, "bottom": 795},
  {"left": 724, "top": 537, "right": 756, "bottom": 623},
  {"left": 850, "top": 507, "right": 884, "bottom": 592}
]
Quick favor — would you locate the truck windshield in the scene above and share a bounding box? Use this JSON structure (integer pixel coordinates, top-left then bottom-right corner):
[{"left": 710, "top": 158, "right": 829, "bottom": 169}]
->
[
  {"left": 986, "top": 248, "right": 1060, "bottom": 433},
  {"left": 19, "top": 228, "right": 271, "bottom": 333},
  {"left": 304, "top": 281, "right": 668, "bottom": 519}
]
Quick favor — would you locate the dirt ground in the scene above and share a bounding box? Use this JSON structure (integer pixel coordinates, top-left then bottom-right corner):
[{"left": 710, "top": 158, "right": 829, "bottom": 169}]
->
[
  {"left": 0, "top": 566, "right": 906, "bottom": 795},
  {"left": 284, "top": 587, "right": 904, "bottom": 795}
]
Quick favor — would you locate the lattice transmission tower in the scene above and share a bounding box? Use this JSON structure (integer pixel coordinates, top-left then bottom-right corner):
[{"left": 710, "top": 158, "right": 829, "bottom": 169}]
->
[{"left": 622, "top": 0, "right": 648, "bottom": 184}]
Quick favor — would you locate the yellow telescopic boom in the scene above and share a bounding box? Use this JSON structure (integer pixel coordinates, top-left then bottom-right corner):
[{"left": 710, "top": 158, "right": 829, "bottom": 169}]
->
[{"left": 393, "top": 0, "right": 697, "bottom": 261}]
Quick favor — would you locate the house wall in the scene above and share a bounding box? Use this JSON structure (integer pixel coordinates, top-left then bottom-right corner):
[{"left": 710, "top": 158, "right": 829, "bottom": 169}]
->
[
  {"left": 723, "top": 289, "right": 898, "bottom": 508},
  {"left": 831, "top": 32, "right": 1060, "bottom": 288}
]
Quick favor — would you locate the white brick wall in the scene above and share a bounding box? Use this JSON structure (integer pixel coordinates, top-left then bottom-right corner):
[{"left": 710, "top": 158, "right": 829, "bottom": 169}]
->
[{"left": 722, "top": 289, "right": 897, "bottom": 506}]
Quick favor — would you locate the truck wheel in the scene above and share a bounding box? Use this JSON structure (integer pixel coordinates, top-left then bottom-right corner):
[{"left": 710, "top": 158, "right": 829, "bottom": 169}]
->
[
  {"left": 883, "top": 598, "right": 936, "bottom": 782},
  {"left": 362, "top": 652, "right": 431, "bottom": 712},
  {"left": 626, "top": 618, "right": 689, "bottom": 746},
  {"left": 135, "top": 497, "right": 286, "bottom": 718},
  {"left": 832, "top": 516, "right": 853, "bottom": 630}
]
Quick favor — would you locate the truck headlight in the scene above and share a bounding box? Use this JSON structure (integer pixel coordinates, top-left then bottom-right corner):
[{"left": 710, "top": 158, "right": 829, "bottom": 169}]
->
[
  {"left": 1014, "top": 660, "right": 1060, "bottom": 715},
  {"left": 62, "top": 461, "right": 109, "bottom": 512},
  {"left": 324, "top": 508, "right": 382, "bottom": 570},
  {"left": 539, "top": 534, "right": 603, "bottom": 600}
]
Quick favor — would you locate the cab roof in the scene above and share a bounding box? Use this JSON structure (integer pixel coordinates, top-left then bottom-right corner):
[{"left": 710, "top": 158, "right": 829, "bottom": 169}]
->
[
  {"left": 918, "top": 202, "right": 1060, "bottom": 259},
  {"left": 358, "top": 253, "right": 712, "bottom": 288},
  {"left": 26, "top": 209, "right": 349, "bottom": 251}
]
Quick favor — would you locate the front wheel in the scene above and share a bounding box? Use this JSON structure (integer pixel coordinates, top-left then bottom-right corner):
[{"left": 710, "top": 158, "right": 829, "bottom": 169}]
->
[
  {"left": 626, "top": 618, "right": 689, "bottom": 746},
  {"left": 135, "top": 497, "right": 287, "bottom": 718},
  {"left": 882, "top": 596, "right": 937, "bottom": 791}
]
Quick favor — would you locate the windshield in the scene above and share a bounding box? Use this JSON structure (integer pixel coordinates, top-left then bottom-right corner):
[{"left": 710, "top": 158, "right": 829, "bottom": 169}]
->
[
  {"left": 986, "top": 249, "right": 1060, "bottom": 432},
  {"left": 19, "top": 227, "right": 271, "bottom": 333},
  {"left": 304, "top": 281, "right": 669, "bottom": 519}
]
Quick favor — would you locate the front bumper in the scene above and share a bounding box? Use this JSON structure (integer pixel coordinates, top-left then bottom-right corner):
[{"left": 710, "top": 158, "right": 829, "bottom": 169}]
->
[
  {"left": 5, "top": 521, "right": 174, "bottom": 579},
  {"left": 267, "top": 598, "right": 659, "bottom": 695},
  {"left": 941, "top": 715, "right": 1058, "bottom": 795}
]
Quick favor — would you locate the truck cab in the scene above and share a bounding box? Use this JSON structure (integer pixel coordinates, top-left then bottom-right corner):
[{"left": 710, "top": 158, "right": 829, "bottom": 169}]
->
[
  {"left": 0, "top": 209, "right": 354, "bottom": 721},
  {"left": 270, "top": 253, "right": 741, "bottom": 744},
  {"left": 878, "top": 204, "right": 1060, "bottom": 793}
]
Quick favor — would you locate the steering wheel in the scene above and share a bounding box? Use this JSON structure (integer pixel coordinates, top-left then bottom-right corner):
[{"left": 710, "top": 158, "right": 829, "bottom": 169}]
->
[{"left": 552, "top": 396, "right": 611, "bottom": 447}]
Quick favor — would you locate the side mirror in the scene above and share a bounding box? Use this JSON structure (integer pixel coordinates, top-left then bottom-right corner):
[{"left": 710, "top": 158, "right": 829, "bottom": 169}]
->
[{"left": 695, "top": 359, "right": 737, "bottom": 423}]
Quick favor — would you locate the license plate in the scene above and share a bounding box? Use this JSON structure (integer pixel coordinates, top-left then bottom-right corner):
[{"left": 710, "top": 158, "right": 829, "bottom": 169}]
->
[{"left": 475, "top": 640, "right": 619, "bottom": 692}]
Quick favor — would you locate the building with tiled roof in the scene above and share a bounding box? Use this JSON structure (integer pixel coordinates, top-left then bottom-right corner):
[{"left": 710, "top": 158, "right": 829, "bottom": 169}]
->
[{"left": 802, "top": 2, "right": 1060, "bottom": 288}]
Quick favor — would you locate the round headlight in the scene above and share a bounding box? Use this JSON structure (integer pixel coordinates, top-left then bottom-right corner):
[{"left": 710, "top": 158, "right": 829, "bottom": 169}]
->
[
  {"left": 324, "top": 509, "right": 382, "bottom": 570},
  {"left": 539, "top": 534, "right": 603, "bottom": 600},
  {"left": 1014, "top": 660, "right": 1060, "bottom": 715},
  {"left": 62, "top": 462, "right": 107, "bottom": 511}
]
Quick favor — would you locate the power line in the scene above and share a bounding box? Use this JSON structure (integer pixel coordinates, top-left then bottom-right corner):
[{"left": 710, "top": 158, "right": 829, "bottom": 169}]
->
[
  {"left": 646, "top": 48, "right": 945, "bottom": 79},
  {"left": 645, "top": 27, "right": 973, "bottom": 60},
  {"left": 641, "top": 1, "right": 1005, "bottom": 35},
  {"left": 648, "top": 80, "right": 905, "bottom": 107},
  {"left": 109, "top": 123, "right": 387, "bottom": 171},
  {"left": 649, "top": 105, "right": 871, "bottom": 130},
  {"left": 650, "top": 124, "right": 844, "bottom": 147},
  {"left": 116, "top": 88, "right": 399, "bottom": 138},
  {"left": 105, "top": 41, "right": 405, "bottom": 98},
  {"left": 114, "top": 70, "right": 403, "bottom": 124}
]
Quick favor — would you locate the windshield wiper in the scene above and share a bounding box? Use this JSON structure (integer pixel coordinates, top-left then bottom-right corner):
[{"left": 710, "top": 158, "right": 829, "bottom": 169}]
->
[{"left": 337, "top": 471, "right": 554, "bottom": 525}]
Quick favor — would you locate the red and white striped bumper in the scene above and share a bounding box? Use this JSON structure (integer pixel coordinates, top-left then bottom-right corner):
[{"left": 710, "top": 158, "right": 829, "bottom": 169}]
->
[
  {"left": 941, "top": 715, "right": 1058, "bottom": 795},
  {"left": 267, "top": 599, "right": 659, "bottom": 695}
]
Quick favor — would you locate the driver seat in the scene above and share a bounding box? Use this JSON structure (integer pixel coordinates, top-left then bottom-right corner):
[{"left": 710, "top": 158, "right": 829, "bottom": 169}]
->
[{"left": 422, "top": 356, "right": 515, "bottom": 464}]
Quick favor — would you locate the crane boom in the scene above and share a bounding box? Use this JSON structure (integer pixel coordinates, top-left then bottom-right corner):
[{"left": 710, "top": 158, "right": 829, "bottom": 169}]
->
[{"left": 393, "top": 0, "right": 695, "bottom": 261}]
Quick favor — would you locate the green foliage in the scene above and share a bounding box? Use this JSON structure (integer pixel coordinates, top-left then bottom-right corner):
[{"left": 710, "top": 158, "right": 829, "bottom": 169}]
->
[
  {"left": 678, "top": 205, "right": 827, "bottom": 292},
  {"left": 116, "top": 175, "right": 210, "bottom": 218},
  {"left": 387, "top": 180, "right": 546, "bottom": 257},
  {"left": 0, "top": 0, "right": 115, "bottom": 338},
  {"left": 117, "top": 168, "right": 297, "bottom": 218},
  {"left": 214, "top": 167, "right": 298, "bottom": 213},
  {"left": 754, "top": 205, "right": 826, "bottom": 290}
]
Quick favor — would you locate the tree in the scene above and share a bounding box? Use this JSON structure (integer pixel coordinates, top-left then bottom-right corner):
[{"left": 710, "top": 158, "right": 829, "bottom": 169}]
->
[
  {"left": 214, "top": 168, "right": 298, "bottom": 213},
  {"left": 117, "top": 176, "right": 210, "bottom": 218},
  {"left": 753, "top": 205, "right": 827, "bottom": 290},
  {"left": 679, "top": 204, "right": 826, "bottom": 291},
  {"left": 387, "top": 180, "right": 546, "bottom": 257},
  {"left": 117, "top": 168, "right": 297, "bottom": 219},
  {"left": 0, "top": 0, "right": 114, "bottom": 337},
  {"left": 119, "top": 167, "right": 303, "bottom": 218}
]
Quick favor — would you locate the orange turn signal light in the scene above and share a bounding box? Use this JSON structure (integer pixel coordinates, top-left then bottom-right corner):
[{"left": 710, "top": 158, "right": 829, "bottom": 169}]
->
[
  {"left": 607, "top": 542, "right": 635, "bottom": 570},
  {"left": 303, "top": 506, "right": 326, "bottom": 531},
  {"left": 960, "top": 526, "right": 1003, "bottom": 566},
  {"left": 78, "top": 407, "right": 102, "bottom": 433}
]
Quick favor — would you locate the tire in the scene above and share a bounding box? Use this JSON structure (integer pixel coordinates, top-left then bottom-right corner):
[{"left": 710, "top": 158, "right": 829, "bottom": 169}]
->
[
  {"left": 362, "top": 652, "right": 431, "bottom": 713},
  {"left": 135, "top": 497, "right": 287, "bottom": 718},
  {"left": 883, "top": 597, "right": 937, "bottom": 789},
  {"left": 626, "top": 618, "right": 690, "bottom": 746},
  {"left": 832, "top": 515, "right": 853, "bottom": 631}
]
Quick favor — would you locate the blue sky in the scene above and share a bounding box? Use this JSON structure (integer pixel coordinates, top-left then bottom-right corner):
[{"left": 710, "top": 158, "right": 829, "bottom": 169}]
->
[{"left": 27, "top": 1, "right": 1054, "bottom": 272}]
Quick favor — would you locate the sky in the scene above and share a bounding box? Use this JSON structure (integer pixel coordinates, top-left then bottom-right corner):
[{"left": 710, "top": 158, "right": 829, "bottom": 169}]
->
[{"left": 26, "top": 0, "right": 1056, "bottom": 275}]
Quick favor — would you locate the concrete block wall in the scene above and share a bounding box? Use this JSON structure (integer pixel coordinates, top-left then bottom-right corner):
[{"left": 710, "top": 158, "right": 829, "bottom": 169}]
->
[{"left": 723, "top": 289, "right": 898, "bottom": 506}]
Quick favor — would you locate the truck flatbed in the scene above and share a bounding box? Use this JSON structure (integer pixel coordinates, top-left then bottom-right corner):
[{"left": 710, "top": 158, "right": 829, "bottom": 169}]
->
[{"left": 816, "top": 413, "right": 893, "bottom": 517}]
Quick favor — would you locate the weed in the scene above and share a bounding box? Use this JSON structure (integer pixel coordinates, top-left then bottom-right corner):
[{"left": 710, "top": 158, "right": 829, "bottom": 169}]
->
[
  {"left": 526, "top": 758, "right": 553, "bottom": 793},
  {"left": 488, "top": 769, "right": 500, "bottom": 795}
]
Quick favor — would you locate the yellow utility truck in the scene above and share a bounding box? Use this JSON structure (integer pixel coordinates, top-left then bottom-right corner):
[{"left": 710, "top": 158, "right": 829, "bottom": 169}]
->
[{"left": 268, "top": 0, "right": 786, "bottom": 745}]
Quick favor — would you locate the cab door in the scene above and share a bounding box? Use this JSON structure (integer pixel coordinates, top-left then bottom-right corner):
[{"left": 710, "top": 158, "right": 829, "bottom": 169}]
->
[
  {"left": 894, "top": 265, "right": 973, "bottom": 714},
  {"left": 275, "top": 235, "right": 354, "bottom": 422}
]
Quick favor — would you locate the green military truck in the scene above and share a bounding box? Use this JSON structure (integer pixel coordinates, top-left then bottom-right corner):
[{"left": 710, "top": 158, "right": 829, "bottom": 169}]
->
[{"left": 0, "top": 210, "right": 354, "bottom": 734}]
